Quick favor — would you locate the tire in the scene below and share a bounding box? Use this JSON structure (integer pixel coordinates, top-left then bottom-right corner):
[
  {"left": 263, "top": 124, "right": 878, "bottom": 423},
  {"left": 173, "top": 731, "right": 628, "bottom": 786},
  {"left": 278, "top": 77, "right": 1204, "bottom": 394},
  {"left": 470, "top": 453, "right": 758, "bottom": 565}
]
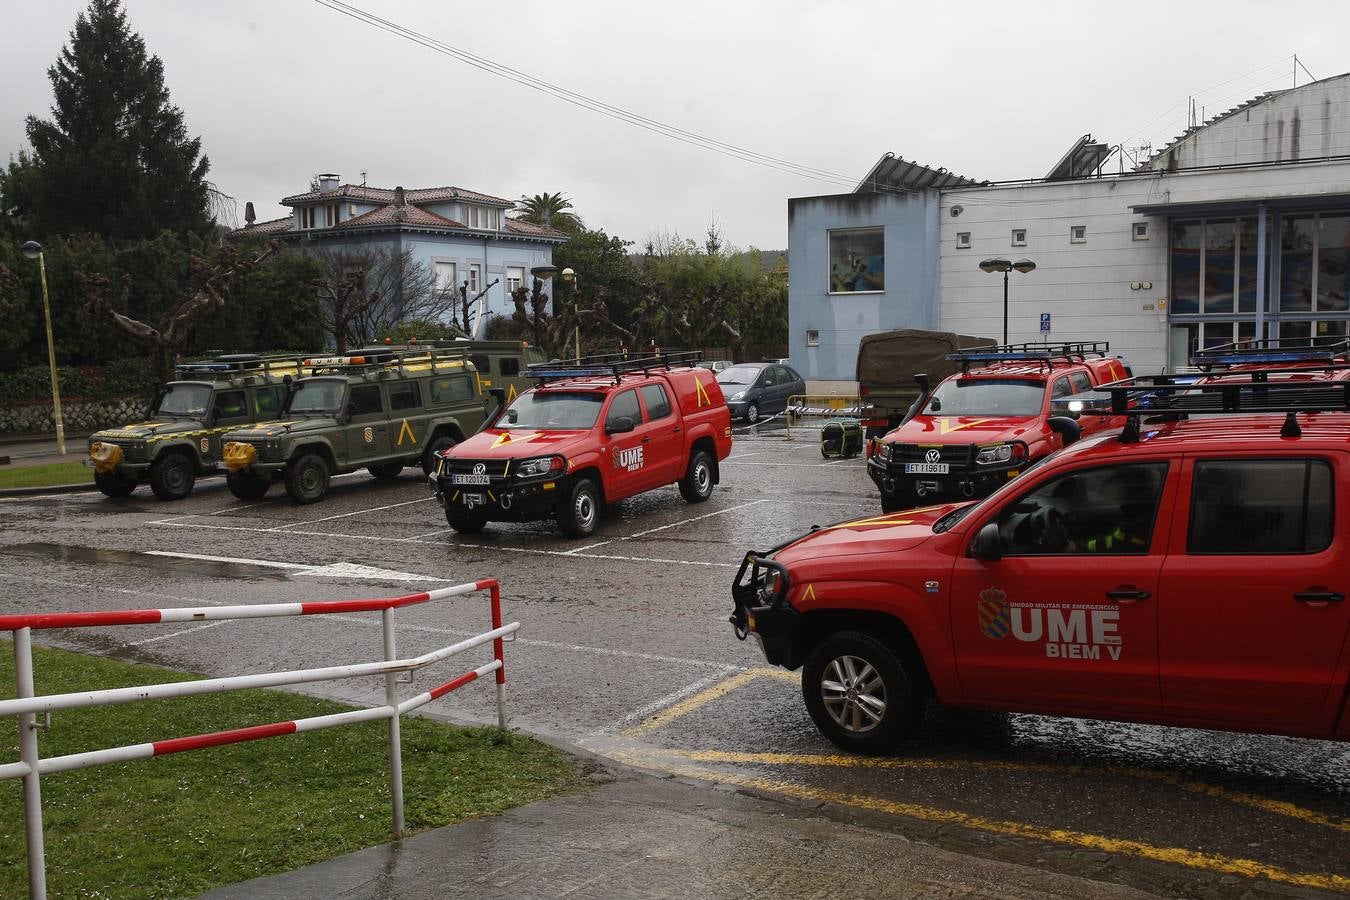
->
[
  {"left": 422, "top": 435, "right": 456, "bottom": 476},
  {"left": 368, "top": 462, "right": 404, "bottom": 480},
  {"left": 148, "top": 453, "right": 195, "bottom": 501},
  {"left": 678, "top": 450, "right": 715, "bottom": 503},
  {"left": 557, "top": 477, "right": 601, "bottom": 538},
  {"left": 802, "top": 631, "right": 924, "bottom": 755},
  {"left": 284, "top": 453, "right": 330, "bottom": 504},
  {"left": 744, "top": 402, "right": 760, "bottom": 425},
  {"left": 94, "top": 470, "right": 136, "bottom": 498},
  {"left": 445, "top": 506, "right": 487, "bottom": 533},
  {"left": 226, "top": 471, "right": 270, "bottom": 500}
]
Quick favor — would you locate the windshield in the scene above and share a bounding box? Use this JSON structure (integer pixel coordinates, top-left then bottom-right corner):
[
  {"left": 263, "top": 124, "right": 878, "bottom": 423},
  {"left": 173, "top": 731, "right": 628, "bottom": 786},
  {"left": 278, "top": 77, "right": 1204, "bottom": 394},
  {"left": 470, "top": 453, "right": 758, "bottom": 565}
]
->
[
  {"left": 288, "top": 379, "right": 345, "bottom": 415},
  {"left": 500, "top": 391, "right": 603, "bottom": 429},
  {"left": 155, "top": 383, "right": 212, "bottom": 417},
  {"left": 717, "top": 366, "right": 761, "bottom": 386},
  {"left": 924, "top": 379, "right": 1045, "bottom": 417}
]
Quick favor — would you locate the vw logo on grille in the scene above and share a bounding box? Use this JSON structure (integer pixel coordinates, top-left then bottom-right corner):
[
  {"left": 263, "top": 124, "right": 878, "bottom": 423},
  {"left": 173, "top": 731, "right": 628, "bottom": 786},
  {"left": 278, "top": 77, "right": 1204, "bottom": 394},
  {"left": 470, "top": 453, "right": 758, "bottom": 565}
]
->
[
  {"left": 473, "top": 462, "right": 487, "bottom": 475},
  {"left": 924, "top": 449, "right": 942, "bottom": 464}
]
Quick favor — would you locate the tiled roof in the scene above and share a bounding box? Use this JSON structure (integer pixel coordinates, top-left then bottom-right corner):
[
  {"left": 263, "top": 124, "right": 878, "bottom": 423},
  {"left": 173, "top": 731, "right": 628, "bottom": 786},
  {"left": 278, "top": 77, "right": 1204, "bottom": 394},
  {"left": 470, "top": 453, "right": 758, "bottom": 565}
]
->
[
  {"left": 342, "top": 204, "right": 464, "bottom": 228},
  {"left": 504, "top": 217, "right": 569, "bottom": 239},
  {"left": 238, "top": 216, "right": 292, "bottom": 235},
  {"left": 280, "top": 184, "right": 514, "bottom": 207}
]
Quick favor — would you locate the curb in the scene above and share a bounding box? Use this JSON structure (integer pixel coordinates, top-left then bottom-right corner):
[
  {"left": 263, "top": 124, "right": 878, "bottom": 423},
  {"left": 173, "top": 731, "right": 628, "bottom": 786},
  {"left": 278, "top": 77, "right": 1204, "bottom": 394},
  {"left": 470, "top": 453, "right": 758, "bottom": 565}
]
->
[{"left": 0, "top": 482, "right": 95, "bottom": 498}]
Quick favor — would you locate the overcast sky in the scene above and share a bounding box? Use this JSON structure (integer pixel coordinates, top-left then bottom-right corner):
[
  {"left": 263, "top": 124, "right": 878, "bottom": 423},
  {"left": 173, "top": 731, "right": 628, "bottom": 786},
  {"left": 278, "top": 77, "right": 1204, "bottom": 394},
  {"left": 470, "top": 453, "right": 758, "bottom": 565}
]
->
[{"left": 1, "top": 1, "right": 1346, "bottom": 249}]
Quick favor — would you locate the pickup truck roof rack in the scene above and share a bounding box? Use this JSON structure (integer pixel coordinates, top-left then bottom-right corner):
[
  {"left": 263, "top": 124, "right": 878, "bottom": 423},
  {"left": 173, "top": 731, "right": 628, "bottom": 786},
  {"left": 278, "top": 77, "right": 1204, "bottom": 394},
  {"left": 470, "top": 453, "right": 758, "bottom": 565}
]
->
[
  {"left": 1067, "top": 368, "right": 1350, "bottom": 441},
  {"left": 946, "top": 341, "right": 1110, "bottom": 372},
  {"left": 1190, "top": 338, "right": 1350, "bottom": 369},
  {"left": 528, "top": 350, "right": 703, "bottom": 384}
]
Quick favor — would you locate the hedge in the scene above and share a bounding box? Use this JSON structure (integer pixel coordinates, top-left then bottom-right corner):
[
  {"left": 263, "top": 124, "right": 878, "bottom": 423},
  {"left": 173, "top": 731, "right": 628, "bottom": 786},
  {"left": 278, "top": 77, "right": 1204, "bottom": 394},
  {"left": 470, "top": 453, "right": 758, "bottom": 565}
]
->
[{"left": 0, "top": 358, "right": 153, "bottom": 404}]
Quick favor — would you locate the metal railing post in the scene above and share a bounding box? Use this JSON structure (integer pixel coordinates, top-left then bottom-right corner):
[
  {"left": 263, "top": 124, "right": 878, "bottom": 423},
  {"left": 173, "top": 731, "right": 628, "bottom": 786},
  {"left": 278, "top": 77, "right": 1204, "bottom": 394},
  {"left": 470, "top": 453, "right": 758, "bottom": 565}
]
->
[
  {"left": 381, "top": 608, "right": 405, "bottom": 836},
  {"left": 15, "top": 628, "right": 47, "bottom": 900},
  {"left": 490, "top": 582, "right": 507, "bottom": 730}
]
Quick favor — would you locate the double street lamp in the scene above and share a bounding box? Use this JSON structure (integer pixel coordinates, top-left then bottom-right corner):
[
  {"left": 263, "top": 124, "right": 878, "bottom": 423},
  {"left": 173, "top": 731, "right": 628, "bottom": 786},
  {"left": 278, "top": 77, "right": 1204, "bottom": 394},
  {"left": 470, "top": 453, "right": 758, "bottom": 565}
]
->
[
  {"left": 20, "top": 241, "right": 66, "bottom": 455},
  {"left": 978, "top": 256, "right": 1037, "bottom": 344}
]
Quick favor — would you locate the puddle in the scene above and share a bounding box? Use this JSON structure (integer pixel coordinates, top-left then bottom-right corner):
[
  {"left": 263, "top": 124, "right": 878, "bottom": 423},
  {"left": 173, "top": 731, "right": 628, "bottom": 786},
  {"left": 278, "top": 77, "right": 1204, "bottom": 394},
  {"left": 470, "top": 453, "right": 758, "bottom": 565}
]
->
[{"left": 2, "top": 542, "right": 290, "bottom": 581}]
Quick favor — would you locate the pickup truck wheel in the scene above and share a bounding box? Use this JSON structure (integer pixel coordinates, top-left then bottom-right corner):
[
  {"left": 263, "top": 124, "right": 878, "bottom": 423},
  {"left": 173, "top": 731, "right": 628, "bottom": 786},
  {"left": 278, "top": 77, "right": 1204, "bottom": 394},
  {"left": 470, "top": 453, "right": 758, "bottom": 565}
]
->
[
  {"left": 445, "top": 507, "right": 487, "bottom": 533},
  {"left": 367, "top": 462, "right": 404, "bottom": 480},
  {"left": 558, "top": 477, "right": 600, "bottom": 538},
  {"left": 94, "top": 470, "right": 137, "bottom": 498},
  {"left": 226, "top": 471, "right": 270, "bottom": 500},
  {"left": 422, "top": 436, "right": 456, "bottom": 476},
  {"left": 802, "top": 631, "right": 923, "bottom": 755},
  {"left": 285, "top": 453, "right": 330, "bottom": 504},
  {"left": 678, "top": 450, "right": 714, "bottom": 503},
  {"left": 149, "top": 453, "right": 195, "bottom": 501},
  {"left": 744, "top": 402, "right": 760, "bottom": 424}
]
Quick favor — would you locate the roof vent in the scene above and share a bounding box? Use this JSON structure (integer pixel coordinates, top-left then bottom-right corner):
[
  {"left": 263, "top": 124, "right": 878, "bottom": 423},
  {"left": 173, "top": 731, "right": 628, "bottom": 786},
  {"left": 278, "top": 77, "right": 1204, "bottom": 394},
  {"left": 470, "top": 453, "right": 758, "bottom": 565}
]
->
[{"left": 317, "top": 174, "right": 340, "bottom": 193}]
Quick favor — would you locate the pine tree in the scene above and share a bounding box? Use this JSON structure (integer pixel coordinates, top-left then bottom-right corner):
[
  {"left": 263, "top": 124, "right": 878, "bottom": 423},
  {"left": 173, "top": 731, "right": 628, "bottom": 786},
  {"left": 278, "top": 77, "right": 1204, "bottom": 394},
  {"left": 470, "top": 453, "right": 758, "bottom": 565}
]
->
[{"left": 23, "top": 0, "right": 211, "bottom": 242}]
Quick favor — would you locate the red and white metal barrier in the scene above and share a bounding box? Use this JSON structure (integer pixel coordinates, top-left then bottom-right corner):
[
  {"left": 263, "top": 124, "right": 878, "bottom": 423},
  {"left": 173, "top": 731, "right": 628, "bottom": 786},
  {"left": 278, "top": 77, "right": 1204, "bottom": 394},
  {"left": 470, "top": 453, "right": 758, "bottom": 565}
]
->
[{"left": 0, "top": 578, "right": 517, "bottom": 900}]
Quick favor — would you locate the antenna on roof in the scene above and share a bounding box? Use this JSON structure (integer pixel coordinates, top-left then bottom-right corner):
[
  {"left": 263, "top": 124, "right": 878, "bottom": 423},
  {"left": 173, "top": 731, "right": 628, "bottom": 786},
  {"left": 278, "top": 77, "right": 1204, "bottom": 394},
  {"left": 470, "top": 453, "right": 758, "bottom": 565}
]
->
[{"left": 361, "top": 169, "right": 367, "bottom": 188}]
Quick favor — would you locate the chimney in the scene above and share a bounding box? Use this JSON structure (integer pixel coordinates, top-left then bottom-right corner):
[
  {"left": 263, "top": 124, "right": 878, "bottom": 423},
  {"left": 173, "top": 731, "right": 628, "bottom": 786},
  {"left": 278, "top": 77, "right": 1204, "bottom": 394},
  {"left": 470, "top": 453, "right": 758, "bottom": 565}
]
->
[
  {"left": 394, "top": 185, "right": 406, "bottom": 207},
  {"left": 317, "top": 173, "right": 340, "bottom": 193},
  {"left": 244, "top": 201, "right": 256, "bottom": 227}
]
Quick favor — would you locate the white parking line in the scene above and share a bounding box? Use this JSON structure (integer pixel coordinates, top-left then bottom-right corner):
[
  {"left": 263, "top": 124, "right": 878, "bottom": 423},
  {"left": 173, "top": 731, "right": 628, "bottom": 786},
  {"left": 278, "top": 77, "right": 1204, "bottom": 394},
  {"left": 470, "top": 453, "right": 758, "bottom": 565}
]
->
[
  {"left": 128, "top": 620, "right": 226, "bottom": 646},
  {"left": 267, "top": 496, "right": 432, "bottom": 531},
  {"left": 567, "top": 498, "right": 771, "bottom": 553},
  {"left": 588, "top": 670, "right": 732, "bottom": 736}
]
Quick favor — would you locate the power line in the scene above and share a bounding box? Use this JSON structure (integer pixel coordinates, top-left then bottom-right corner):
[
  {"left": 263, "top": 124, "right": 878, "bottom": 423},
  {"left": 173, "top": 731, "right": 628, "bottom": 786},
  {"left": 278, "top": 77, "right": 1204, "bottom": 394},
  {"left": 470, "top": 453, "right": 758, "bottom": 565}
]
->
[{"left": 313, "top": 0, "right": 861, "bottom": 189}]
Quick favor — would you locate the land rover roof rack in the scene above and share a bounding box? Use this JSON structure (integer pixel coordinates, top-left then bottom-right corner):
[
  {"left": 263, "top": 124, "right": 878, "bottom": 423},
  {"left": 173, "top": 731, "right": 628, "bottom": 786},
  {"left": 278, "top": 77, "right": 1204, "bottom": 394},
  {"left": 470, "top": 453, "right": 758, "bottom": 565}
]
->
[
  {"left": 1190, "top": 337, "right": 1350, "bottom": 369},
  {"left": 946, "top": 341, "right": 1109, "bottom": 371},
  {"left": 1066, "top": 369, "right": 1350, "bottom": 440},
  {"left": 174, "top": 353, "right": 306, "bottom": 377},
  {"left": 300, "top": 345, "right": 471, "bottom": 376},
  {"left": 528, "top": 350, "right": 703, "bottom": 384}
]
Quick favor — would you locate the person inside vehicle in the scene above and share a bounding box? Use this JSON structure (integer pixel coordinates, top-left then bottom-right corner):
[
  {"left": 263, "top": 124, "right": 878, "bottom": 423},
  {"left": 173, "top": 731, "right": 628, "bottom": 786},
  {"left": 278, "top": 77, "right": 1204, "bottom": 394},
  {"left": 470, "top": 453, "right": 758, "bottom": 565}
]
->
[{"left": 1072, "top": 465, "right": 1161, "bottom": 553}]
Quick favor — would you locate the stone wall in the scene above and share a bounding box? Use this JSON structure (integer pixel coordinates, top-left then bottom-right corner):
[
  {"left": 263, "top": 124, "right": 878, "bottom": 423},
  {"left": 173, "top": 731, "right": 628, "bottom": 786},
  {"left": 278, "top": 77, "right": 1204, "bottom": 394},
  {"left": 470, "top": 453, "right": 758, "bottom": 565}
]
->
[{"left": 0, "top": 397, "right": 150, "bottom": 434}]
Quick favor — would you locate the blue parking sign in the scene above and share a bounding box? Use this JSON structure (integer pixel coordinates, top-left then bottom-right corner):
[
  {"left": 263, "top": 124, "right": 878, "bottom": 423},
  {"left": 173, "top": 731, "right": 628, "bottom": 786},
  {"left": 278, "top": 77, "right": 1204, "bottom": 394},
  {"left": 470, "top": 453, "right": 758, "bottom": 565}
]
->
[{"left": 1040, "top": 313, "right": 1052, "bottom": 333}]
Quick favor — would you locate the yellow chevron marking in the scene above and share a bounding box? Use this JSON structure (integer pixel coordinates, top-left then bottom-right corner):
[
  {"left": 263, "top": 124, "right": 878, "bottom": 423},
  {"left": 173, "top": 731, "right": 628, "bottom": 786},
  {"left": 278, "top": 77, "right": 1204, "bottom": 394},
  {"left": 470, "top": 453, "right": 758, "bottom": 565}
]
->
[
  {"left": 507, "top": 382, "right": 518, "bottom": 402},
  {"left": 939, "top": 417, "right": 996, "bottom": 435},
  {"left": 491, "top": 432, "right": 512, "bottom": 448},
  {"left": 396, "top": 419, "right": 417, "bottom": 446},
  {"left": 695, "top": 378, "right": 712, "bottom": 407},
  {"left": 802, "top": 583, "right": 816, "bottom": 602}
]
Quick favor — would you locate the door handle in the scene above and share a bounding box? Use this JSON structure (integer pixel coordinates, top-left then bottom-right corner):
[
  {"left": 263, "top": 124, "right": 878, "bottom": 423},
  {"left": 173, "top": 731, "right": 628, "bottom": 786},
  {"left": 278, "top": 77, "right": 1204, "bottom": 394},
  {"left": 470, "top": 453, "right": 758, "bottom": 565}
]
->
[
  {"left": 642, "top": 436, "right": 650, "bottom": 443},
  {"left": 1294, "top": 590, "right": 1344, "bottom": 604},
  {"left": 1105, "top": 587, "right": 1150, "bottom": 602}
]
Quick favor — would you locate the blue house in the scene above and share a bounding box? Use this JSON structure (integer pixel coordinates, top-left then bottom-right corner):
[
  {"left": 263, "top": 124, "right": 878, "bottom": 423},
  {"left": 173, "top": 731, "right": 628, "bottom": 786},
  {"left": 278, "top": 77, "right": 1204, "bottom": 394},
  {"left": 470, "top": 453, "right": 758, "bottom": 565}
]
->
[{"left": 240, "top": 174, "right": 568, "bottom": 336}]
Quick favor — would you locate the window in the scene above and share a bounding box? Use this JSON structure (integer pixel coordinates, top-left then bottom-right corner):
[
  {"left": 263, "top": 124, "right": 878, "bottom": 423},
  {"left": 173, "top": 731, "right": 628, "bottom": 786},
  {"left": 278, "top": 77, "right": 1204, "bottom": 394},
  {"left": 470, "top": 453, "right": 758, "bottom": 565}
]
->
[
  {"left": 1050, "top": 377, "right": 1073, "bottom": 400},
  {"left": 324, "top": 204, "right": 339, "bottom": 227},
  {"left": 1189, "top": 459, "right": 1333, "bottom": 554},
  {"left": 1133, "top": 222, "right": 1149, "bottom": 241},
  {"left": 805, "top": 329, "right": 820, "bottom": 347},
  {"left": 606, "top": 389, "right": 641, "bottom": 427},
  {"left": 994, "top": 463, "right": 1169, "bottom": 556},
  {"left": 486, "top": 209, "right": 500, "bottom": 230},
  {"left": 500, "top": 357, "right": 520, "bottom": 377},
  {"left": 429, "top": 375, "right": 474, "bottom": 404},
  {"left": 639, "top": 384, "right": 672, "bottom": 421},
  {"left": 506, "top": 266, "right": 525, "bottom": 295},
  {"left": 1011, "top": 228, "right": 1027, "bottom": 247},
  {"left": 434, "top": 262, "right": 457, "bottom": 295},
  {"left": 759, "top": 368, "right": 778, "bottom": 387},
  {"left": 347, "top": 385, "right": 384, "bottom": 418},
  {"left": 956, "top": 232, "right": 971, "bottom": 249},
  {"left": 1070, "top": 225, "right": 1087, "bottom": 244},
  {"left": 468, "top": 264, "right": 481, "bottom": 293},
  {"left": 212, "top": 390, "right": 247, "bottom": 420},
  {"left": 254, "top": 385, "right": 285, "bottom": 417},
  {"left": 470, "top": 354, "right": 489, "bottom": 375},
  {"left": 299, "top": 207, "right": 315, "bottom": 229},
  {"left": 828, "top": 227, "right": 884, "bottom": 292},
  {"left": 1070, "top": 373, "right": 1092, "bottom": 394},
  {"left": 389, "top": 380, "right": 421, "bottom": 412}
]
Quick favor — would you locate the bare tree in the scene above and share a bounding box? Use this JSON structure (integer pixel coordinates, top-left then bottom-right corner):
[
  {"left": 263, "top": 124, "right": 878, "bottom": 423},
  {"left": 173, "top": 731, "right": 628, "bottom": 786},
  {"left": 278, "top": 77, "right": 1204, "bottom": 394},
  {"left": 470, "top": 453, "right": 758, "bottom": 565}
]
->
[
  {"left": 79, "top": 242, "right": 278, "bottom": 383},
  {"left": 309, "top": 245, "right": 446, "bottom": 351}
]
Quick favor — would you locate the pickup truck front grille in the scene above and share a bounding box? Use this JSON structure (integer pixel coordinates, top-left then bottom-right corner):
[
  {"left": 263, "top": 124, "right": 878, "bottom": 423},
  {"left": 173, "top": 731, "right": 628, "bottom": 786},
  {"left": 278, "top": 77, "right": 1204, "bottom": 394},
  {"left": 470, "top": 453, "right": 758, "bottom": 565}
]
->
[
  {"left": 890, "top": 444, "right": 975, "bottom": 465},
  {"left": 441, "top": 458, "right": 511, "bottom": 481}
]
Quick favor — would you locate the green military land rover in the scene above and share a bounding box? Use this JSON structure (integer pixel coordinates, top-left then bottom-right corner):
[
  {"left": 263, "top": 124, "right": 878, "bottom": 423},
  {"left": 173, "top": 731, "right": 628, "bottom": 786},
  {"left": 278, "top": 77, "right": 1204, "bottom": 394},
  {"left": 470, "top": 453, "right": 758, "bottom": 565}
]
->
[
  {"left": 221, "top": 346, "right": 495, "bottom": 504},
  {"left": 87, "top": 354, "right": 304, "bottom": 500}
]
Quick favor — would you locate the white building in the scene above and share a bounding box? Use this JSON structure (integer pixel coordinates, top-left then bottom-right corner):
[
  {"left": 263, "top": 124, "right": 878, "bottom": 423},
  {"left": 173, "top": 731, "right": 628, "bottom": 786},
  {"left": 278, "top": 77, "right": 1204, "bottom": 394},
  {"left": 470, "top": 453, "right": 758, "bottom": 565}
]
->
[{"left": 789, "top": 72, "right": 1350, "bottom": 381}]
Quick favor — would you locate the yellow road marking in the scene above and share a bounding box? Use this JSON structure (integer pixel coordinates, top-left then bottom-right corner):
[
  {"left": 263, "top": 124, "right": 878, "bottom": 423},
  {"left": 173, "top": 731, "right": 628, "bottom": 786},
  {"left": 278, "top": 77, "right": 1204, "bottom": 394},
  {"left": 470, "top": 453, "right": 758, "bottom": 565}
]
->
[
  {"left": 648, "top": 749, "right": 1350, "bottom": 834},
  {"left": 623, "top": 668, "right": 794, "bottom": 736},
  {"left": 610, "top": 752, "right": 1350, "bottom": 891},
  {"left": 939, "top": 417, "right": 995, "bottom": 435}
]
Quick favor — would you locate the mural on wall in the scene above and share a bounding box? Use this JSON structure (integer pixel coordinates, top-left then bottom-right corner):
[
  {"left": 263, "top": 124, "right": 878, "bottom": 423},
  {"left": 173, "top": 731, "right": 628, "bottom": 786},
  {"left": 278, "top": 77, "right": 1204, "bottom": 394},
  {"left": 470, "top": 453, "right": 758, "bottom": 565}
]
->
[{"left": 828, "top": 228, "right": 885, "bottom": 293}]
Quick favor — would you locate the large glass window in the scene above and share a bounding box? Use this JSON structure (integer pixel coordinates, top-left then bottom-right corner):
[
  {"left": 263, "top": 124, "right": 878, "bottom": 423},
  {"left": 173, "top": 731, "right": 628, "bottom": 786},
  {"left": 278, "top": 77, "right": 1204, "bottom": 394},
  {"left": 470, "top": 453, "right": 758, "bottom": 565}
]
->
[
  {"left": 1189, "top": 459, "right": 1332, "bottom": 554},
  {"left": 1318, "top": 214, "right": 1350, "bottom": 312},
  {"left": 924, "top": 379, "right": 1045, "bottom": 417},
  {"left": 1280, "top": 216, "right": 1315, "bottom": 312},
  {"left": 1202, "top": 220, "right": 1236, "bottom": 313},
  {"left": 500, "top": 392, "right": 602, "bottom": 429},
  {"left": 1170, "top": 222, "right": 1201, "bottom": 314},
  {"left": 995, "top": 463, "right": 1169, "bottom": 556},
  {"left": 828, "top": 228, "right": 885, "bottom": 293}
]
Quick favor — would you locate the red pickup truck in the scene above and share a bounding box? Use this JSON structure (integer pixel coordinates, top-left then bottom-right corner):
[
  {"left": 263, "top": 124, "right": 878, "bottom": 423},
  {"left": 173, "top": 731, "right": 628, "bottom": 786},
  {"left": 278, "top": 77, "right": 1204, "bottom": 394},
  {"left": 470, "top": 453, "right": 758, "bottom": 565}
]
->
[
  {"left": 432, "top": 352, "right": 732, "bottom": 537},
  {"left": 868, "top": 342, "right": 1130, "bottom": 511},
  {"left": 733, "top": 371, "right": 1350, "bottom": 754}
]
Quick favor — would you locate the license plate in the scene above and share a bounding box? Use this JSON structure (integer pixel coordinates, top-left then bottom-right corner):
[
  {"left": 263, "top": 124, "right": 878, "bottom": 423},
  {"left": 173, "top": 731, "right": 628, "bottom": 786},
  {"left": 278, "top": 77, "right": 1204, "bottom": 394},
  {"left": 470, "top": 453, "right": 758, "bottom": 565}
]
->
[
  {"left": 904, "top": 463, "right": 949, "bottom": 474},
  {"left": 452, "top": 474, "right": 490, "bottom": 485}
]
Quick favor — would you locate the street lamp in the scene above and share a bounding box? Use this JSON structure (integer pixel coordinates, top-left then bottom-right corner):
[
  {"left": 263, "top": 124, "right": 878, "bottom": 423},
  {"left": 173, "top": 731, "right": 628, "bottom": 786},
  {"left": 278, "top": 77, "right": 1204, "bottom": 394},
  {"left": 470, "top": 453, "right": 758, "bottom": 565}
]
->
[
  {"left": 979, "top": 257, "right": 1037, "bottom": 344},
  {"left": 21, "top": 241, "right": 66, "bottom": 455},
  {"left": 559, "top": 267, "right": 582, "bottom": 362}
]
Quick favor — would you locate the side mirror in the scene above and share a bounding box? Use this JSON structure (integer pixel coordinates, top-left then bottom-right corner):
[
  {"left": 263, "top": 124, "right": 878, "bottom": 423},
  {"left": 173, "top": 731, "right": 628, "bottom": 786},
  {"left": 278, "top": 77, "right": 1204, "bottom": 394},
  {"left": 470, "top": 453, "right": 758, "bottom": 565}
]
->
[
  {"left": 606, "top": 415, "right": 636, "bottom": 435},
  {"left": 1048, "top": 416, "right": 1081, "bottom": 446},
  {"left": 970, "top": 522, "right": 1002, "bottom": 561}
]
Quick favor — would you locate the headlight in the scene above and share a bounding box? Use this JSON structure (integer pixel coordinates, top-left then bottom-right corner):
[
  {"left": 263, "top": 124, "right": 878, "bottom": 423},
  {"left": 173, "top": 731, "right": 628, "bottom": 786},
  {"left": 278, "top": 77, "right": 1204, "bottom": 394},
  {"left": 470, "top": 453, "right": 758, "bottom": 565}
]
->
[
  {"left": 730, "top": 391, "right": 746, "bottom": 401},
  {"left": 516, "top": 455, "right": 565, "bottom": 478},
  {"left": 975, "top": 443, "right": 1025, "bottom": 465},
  {"left": 875, "top": 441, "right": 893, "bottom": 461}
]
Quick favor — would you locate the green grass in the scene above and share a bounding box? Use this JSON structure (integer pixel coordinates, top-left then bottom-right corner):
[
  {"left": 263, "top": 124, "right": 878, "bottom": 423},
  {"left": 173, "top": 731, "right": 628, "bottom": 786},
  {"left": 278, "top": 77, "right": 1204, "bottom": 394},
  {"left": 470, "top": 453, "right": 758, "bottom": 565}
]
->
[
  {"left": 0, "top": 643, "right": 585, "bottom": 898},
  {"left": 0, "top": 461, "right": 92, "bottom": 490}
]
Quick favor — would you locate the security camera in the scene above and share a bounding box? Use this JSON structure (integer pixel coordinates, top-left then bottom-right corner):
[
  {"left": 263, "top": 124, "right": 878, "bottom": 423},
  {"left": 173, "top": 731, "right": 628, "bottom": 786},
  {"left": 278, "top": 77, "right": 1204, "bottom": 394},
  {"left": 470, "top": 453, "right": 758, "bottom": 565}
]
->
[{"left": 950, "top": 205, "right": 963, "bottom": 217}]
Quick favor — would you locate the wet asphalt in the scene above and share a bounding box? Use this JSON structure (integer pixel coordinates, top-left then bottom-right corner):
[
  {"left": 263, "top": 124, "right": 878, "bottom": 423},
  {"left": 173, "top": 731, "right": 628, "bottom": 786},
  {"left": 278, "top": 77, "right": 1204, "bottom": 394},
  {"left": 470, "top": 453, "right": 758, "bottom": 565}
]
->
[{"left": 0, "top": 428, "right": 1347, "bottom": 897}]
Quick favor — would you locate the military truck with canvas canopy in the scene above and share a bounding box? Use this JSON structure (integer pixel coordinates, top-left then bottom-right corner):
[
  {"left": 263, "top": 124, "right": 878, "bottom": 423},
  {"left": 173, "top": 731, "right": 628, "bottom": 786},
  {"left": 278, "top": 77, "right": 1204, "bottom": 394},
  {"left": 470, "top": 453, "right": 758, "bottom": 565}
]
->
[{"left": 856, "top": 329, "right": 995, "bottom": 436}]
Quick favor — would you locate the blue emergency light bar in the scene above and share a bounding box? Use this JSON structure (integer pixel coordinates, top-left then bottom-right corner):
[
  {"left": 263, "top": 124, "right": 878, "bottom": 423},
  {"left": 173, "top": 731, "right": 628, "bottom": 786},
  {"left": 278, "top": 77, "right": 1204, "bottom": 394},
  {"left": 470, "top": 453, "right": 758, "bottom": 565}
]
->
[
  {"left": 528, "top": 350, "right": 703, "bottom": 384},
  {"left": 1190, "top": 338, "right": 1350, "bottom": 368}
]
